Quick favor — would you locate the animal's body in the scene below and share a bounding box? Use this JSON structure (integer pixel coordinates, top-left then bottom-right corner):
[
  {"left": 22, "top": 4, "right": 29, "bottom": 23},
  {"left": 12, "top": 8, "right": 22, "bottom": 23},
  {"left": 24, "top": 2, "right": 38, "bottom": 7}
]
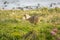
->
[{"left": 22, "top": 14, "right": 39, "bottom": 25}]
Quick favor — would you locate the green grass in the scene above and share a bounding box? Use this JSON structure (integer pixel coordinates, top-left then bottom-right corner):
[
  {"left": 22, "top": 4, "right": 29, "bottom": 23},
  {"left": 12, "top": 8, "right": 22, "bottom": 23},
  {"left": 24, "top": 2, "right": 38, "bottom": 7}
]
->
[
  {"left": 0, "top": 19, "right": 60, "bottom": 40},
  {"left": 0, "top": 8, "right": 60, "bottom": 40}
]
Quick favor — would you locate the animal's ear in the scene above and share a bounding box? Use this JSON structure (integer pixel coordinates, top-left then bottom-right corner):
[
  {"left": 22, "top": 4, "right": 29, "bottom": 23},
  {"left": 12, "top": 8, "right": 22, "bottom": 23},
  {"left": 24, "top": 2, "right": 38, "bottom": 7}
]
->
[
  {"left": 24, "top": 14, "right": 26, "bottom": 16},
  {"left": 23, "top": 14, "right": 27, "bottom": 17}
]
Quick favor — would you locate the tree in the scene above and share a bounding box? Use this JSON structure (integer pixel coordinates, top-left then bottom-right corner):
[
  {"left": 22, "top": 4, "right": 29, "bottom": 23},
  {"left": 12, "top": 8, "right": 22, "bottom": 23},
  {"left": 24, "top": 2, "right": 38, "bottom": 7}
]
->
[
  {"left": 50, "top": 3, "right": 56, "bottom": 7},
  {"left": 4, "top": 1, "right": 9, "bottom": 4}
]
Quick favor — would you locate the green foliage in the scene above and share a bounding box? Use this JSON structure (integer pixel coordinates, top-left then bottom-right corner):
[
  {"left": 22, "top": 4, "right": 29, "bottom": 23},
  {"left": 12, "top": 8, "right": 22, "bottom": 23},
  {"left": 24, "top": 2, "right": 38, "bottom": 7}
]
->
[{"left": 0, "top": 8, "right": 60, "bottom": 40}]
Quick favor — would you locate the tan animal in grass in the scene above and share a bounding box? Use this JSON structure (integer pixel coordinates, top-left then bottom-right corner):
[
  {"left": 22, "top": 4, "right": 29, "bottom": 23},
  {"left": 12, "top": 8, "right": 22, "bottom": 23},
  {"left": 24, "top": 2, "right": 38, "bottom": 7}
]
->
[{"left": 22, "top": 14, "right": 39, "bottom": 25}]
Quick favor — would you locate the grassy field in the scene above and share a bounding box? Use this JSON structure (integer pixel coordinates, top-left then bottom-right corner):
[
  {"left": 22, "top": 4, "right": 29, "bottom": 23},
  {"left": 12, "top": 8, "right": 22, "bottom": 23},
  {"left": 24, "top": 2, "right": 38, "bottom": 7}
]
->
[{"left": 0, "top": 7, "right": 60, "bottom": 40}]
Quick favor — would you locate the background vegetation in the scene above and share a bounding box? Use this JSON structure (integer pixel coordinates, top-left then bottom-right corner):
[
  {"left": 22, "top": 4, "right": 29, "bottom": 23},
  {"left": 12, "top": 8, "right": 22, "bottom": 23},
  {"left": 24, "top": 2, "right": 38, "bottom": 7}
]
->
[{"left": 0, "top": 7, "right": 60, "bottom": 40}]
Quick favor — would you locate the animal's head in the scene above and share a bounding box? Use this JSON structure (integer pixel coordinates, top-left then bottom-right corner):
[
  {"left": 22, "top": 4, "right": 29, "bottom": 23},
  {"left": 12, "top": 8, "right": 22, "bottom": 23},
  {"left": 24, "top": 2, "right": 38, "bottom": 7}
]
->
[{"left": 22, "top": 14, "right": 31, "bottom": 20}]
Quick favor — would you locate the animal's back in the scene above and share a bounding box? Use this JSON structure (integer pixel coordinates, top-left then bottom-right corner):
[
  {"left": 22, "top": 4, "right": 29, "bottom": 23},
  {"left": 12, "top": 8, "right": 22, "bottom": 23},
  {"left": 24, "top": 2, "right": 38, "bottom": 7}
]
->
[{"left": 28, "top": 15, "right": 39, "bottom": 25}]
